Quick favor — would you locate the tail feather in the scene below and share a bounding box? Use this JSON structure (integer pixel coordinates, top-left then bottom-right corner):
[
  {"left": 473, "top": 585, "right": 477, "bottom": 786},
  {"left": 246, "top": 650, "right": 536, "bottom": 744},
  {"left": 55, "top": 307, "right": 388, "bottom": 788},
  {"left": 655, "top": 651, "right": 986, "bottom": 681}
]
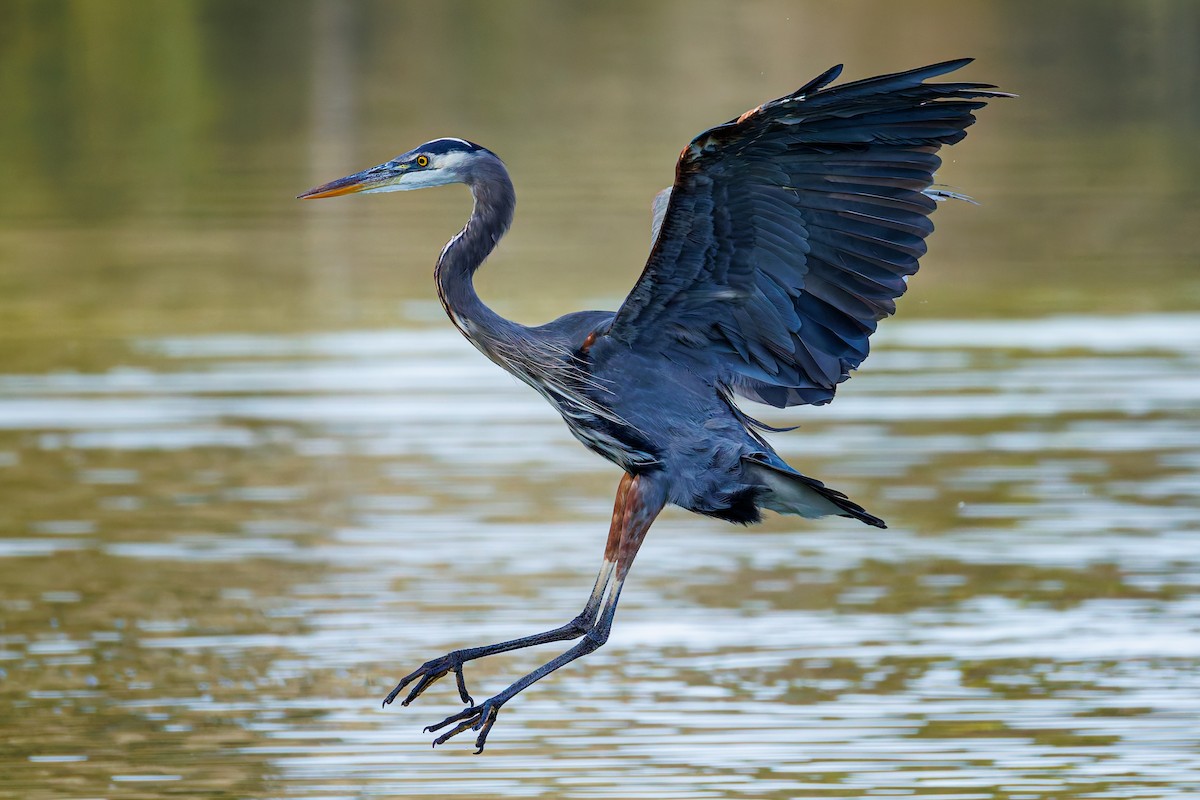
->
[{"left": 743, "top": 456, "right": 887, "bottom": 529}]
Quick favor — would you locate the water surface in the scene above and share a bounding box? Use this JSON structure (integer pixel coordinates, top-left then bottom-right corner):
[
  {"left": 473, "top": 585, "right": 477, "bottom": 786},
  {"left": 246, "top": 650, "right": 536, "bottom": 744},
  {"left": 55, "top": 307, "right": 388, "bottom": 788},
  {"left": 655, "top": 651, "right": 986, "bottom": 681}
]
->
[{"left": 2, "top": 2, "right": 1199, "bottom": 799}]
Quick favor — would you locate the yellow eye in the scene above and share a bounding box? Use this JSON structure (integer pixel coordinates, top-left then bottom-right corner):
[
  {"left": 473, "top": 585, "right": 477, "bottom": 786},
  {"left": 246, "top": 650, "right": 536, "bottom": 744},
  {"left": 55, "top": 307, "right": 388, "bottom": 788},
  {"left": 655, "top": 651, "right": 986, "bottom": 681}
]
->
[{"left": 415, "top": 155, "right": 429, "bottom": 167}]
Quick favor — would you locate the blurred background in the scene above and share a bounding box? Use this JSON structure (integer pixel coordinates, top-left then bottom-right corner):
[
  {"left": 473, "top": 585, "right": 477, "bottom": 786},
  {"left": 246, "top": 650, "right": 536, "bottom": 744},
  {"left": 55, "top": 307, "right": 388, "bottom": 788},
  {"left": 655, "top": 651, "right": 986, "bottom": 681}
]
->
[{"left": 1, "top": 1, "right": 1198, "bottom": 798}]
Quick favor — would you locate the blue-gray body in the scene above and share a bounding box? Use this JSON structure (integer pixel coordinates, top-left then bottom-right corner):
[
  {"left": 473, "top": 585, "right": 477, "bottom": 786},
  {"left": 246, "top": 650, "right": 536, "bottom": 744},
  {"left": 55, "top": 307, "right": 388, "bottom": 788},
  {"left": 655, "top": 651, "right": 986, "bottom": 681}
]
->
[
  {"left": 299, "top": 59, "right": 1007, "bottom": 751},
  {"left": 530, "top": 309, "right": 818, "bottom": 525}
]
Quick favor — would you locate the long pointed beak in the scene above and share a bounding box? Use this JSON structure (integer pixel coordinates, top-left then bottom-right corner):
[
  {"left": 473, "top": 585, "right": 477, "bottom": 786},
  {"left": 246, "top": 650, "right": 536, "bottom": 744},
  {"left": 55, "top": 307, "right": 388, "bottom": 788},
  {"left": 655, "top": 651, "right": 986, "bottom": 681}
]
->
[{"left": 298, "top": 163, "right": 401, "bottom": 200}]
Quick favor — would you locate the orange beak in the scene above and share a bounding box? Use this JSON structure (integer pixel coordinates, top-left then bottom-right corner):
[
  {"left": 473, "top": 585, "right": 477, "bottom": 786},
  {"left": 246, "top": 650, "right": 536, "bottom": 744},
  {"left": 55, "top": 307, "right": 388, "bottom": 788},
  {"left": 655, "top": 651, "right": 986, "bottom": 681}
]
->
[{"left": 297, "top": 163, "right": 400, "bottom": 200}]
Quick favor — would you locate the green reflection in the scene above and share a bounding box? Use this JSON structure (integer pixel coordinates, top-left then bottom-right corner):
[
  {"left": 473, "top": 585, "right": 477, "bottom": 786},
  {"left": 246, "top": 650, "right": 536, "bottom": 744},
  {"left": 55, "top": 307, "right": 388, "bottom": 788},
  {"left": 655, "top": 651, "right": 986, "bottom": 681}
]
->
[
  {"left": 684, "top": 558, "right": 1177, "bottom": 612},
  {"left": 2, "top": 0, "right": 1199, "bottom": 373},
  {"left": 1, "top": 2, "right": 1199, "bottom": 798},
  {"left": 915, "top": 718, "right": 1120, "bottom": 748},
  {"left": 0, "top": 550, "right": 320, "bottom": 798}
]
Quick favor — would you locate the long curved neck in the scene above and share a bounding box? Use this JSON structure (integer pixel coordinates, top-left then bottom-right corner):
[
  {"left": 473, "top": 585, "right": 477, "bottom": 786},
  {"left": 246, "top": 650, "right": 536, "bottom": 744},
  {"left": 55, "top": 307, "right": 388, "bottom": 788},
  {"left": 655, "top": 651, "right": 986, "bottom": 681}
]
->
[{"left": 435, "top": 158, "right": 522, "bottom": 354}]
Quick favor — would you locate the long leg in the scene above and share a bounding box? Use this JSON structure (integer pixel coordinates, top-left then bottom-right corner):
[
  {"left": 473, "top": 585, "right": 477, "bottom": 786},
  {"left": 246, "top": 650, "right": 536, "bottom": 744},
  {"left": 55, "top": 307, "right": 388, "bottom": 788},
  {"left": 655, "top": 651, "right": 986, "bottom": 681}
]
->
[
  {"left": 383, "top": 473, "right": 634, "bottom": 708},
  {"left": 425, "top": 471, "right": 666, "bottom": 752}
]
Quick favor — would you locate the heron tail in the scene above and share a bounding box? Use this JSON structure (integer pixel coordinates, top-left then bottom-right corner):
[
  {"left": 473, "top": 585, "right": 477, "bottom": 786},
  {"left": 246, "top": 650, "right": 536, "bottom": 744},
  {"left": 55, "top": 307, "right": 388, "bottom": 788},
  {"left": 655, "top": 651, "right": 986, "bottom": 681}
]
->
[{"left": 742, "top": 456, "right": 887, "bottom": 529}]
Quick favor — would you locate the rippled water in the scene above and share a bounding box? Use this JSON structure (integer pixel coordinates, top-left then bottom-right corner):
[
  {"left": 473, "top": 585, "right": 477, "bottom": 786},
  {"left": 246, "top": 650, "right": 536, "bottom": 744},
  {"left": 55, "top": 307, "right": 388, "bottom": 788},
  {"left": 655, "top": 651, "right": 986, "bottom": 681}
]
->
[
  {"left": 3, "top": 314, "right": 1199, "bottom": 799},
  {"left": 4, "top": 2, "right": 1200, "bottom": 798}
]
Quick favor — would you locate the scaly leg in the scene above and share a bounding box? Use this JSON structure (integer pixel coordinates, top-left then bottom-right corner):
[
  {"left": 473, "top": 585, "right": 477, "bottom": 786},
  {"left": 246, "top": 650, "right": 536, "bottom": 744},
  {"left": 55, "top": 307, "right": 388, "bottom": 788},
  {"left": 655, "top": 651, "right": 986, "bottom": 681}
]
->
[
  {"left": 424, "top": 472, "right": 665, "bottom": 752},
  {"left": 383, "top": 473, "right": 634, "bottom": 708}
]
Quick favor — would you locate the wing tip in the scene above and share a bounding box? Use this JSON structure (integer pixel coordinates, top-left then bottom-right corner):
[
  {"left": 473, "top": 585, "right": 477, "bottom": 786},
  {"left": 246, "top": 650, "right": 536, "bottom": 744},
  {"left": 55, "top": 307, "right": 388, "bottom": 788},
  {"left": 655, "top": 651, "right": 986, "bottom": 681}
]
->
[
  {"left": 790, "top": 63, "right": 845, "bottom": 98},
  {"left": 924, "top": 56, "right": 976, "bottom": 74},
  {"left": 786, "top": 58, "right": 987, "bottom": 108},
  {"left": 812, "top": 56, "right": 1008, "bottom": 97}
]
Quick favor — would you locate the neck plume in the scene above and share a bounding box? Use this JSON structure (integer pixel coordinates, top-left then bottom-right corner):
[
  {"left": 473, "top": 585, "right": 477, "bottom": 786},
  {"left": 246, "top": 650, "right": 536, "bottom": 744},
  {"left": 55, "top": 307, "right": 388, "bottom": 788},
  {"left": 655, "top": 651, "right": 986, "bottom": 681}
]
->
[{"left": 434, "top": 155, "right": 521, "bottom": 352}]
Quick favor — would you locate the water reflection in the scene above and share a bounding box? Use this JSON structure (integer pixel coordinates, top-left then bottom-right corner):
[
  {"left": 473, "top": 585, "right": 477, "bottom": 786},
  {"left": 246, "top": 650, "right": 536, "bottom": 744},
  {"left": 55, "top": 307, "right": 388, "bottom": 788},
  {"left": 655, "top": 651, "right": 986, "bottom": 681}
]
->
[
  {"left": 3, "top": 0, "right": 1200, "bottom": 797},
  {"left": 3, "top": 314, "right": 1199, "bottom": 798}
]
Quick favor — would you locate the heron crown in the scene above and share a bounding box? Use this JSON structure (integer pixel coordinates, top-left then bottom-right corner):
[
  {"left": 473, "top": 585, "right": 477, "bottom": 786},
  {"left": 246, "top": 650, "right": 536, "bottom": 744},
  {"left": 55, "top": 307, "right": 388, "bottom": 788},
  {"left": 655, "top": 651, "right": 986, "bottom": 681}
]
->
[{"left": 418, "top": 138, "right": 488, "bottom": 157}]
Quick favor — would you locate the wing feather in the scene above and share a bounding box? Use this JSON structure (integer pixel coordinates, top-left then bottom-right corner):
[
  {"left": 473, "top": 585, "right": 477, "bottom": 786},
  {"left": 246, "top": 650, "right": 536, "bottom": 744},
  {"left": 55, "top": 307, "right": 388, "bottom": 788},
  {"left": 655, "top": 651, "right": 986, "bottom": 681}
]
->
[
  {"left": 611, "top": 60, "right": 1008, "bottom": 407},
  {"left": 610, "top": 59, "right": 1006, "bottom": 407}
]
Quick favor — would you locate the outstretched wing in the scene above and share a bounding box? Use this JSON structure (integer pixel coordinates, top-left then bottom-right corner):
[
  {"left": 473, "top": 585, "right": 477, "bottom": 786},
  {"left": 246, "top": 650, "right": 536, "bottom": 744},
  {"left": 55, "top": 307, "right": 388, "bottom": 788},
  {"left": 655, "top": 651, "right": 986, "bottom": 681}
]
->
[{"left": 609, "top": 59, "right": 1007, "bottom": 407}]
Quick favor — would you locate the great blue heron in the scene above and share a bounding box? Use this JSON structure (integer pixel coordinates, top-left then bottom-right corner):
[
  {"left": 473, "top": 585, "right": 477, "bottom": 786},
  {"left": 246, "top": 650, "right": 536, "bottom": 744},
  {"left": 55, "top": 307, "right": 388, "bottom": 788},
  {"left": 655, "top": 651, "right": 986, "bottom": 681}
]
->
[{"left": 300, "top": 59, "right": 1005, "bottom": 752}]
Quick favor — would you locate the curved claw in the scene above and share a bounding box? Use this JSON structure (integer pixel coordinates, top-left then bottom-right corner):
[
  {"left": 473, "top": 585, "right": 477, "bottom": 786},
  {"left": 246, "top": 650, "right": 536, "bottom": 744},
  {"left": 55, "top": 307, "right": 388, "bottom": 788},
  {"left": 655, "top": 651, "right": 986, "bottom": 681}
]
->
[
  {"left": 426, "top": 700, "right": 502, "bottom": 753},
  {"left": 382, "top": 652, "right": 474, "bottom": 708}
]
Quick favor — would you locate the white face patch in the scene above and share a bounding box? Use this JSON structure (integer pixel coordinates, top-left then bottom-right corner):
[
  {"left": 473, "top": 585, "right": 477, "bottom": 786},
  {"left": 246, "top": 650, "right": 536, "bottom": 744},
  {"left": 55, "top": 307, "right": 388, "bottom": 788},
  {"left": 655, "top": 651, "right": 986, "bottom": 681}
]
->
[
  {"left": 361, "top": 150, "right": 474, "bottom": 193},
  {"left": 432, "top": 150, "right": 472, "bottom": 172}
]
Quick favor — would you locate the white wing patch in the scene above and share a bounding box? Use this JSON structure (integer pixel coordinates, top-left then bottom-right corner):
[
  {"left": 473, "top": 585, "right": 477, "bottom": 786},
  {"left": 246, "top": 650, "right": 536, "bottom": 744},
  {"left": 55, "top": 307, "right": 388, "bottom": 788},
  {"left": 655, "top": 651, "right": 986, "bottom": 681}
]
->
[{"left": 650, "top": 187, "right": 672, "bottom": 245}]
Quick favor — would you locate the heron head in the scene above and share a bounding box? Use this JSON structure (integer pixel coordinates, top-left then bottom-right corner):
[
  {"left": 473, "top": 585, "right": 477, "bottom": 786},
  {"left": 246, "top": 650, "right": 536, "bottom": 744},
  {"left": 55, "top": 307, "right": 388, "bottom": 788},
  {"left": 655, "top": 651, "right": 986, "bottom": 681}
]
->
[{"left": 298, "top": 138, "right": 494, "bottom": 199}]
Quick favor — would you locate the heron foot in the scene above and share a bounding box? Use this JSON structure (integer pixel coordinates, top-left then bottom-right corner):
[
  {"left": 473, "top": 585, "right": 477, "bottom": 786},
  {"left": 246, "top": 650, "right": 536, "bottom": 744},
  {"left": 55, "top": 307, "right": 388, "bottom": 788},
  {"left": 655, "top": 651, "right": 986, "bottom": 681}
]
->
[
  {"left": 424, "top": 697, "right": 503, "bottom": 753},
  {"left": 382, "top": 652, "right": 473, "bottom": 708}
]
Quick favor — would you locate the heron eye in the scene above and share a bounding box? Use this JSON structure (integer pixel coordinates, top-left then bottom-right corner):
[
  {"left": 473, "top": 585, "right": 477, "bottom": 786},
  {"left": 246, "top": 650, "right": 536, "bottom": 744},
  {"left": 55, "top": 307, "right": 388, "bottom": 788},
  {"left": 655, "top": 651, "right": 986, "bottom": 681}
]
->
[{"left": 415, "top": 155, "right": 430, "bottom": 168}]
